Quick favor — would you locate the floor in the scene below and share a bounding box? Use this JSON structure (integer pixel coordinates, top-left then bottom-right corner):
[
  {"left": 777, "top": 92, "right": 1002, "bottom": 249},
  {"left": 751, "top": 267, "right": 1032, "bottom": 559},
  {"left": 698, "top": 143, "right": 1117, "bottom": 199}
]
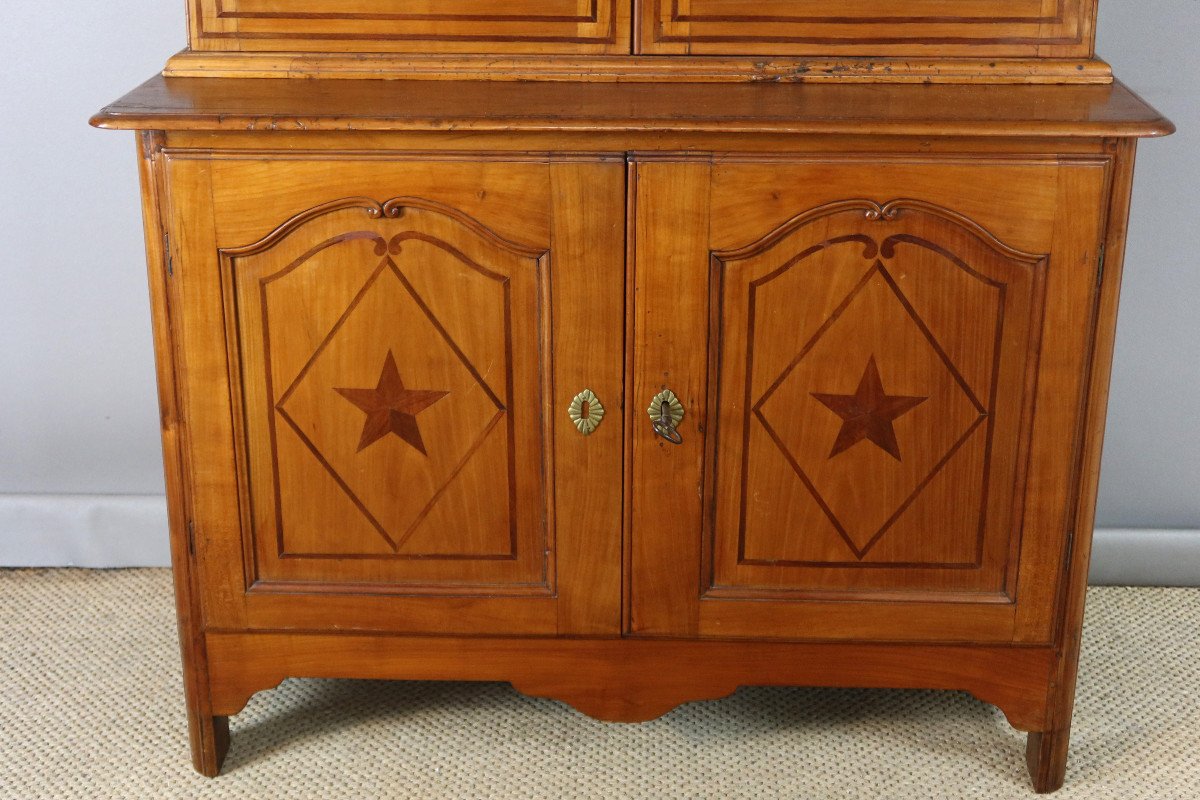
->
[{"left": 1, "top": 569, "right": 1197, "bottom": 799}]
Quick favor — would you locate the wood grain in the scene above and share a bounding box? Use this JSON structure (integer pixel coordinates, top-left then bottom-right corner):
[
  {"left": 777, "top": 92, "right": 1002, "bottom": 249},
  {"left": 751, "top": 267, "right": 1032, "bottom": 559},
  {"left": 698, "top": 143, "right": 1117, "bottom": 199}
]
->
[
  {"left": 626, "top": 158, "right": 711, "bottom": 636},
  {"left": 177, "top": 0, "right": 1098, "bottom": 66},
  {"left": 91, "top": 77, "right": 1173, "bottom": 138},
  {"left": 640, "top": 0, "right": 1096, "bottom": 58},
  {"left": 138, "top": 135, "right": 230, "bottom": 777},
  {"left": 629, "top": 156, "right": 1111, "bottom": 644},
  {"left": 163, "top": 154, "right": 625, "bottom": 634},
  {"left": 160, "top": 51, "right": 1114, "bottom": 84},
  {"left": 189, "top": 0, "right": 631, "bottom": 55},
  {"left": 710, "top": 197, "right": 1045, "bottom": 588},
  {"left": 99, "top": 5, "right": 1173, "bottom": 785},
  {"left": 205, "top": 631, "right": 1058, "bottom": 734},
  {"left": 1025, "top": 138, "right": 1139, "bottom": 794},
  {"left": 548, "top": 161, "right": 627, "bottom": 634}
]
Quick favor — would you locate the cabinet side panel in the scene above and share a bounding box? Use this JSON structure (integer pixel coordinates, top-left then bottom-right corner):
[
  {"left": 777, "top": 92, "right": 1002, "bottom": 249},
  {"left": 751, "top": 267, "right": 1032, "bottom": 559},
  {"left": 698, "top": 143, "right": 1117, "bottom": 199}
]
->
[
  {"left": 147, "top": 140, "right": 230, "bottom": 774},
  {"left": 1024, "top": 138, "right": 1136, "bottom": 793}
]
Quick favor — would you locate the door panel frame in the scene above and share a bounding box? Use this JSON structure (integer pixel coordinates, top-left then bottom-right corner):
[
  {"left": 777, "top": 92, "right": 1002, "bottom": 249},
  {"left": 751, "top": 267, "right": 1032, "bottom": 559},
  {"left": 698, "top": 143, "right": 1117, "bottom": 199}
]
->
[
  {"left": 628, "top": 154, "right": 1112, "bottom": 644},
  {"left": 163, "top": 153, "right": 626, "bottom": 636}
]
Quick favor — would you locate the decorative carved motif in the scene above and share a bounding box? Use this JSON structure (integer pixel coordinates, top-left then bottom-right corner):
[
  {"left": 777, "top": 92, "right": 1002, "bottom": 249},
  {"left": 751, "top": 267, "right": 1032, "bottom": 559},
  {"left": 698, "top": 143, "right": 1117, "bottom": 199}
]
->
[
  {"left": 811, "top": 355, "right": 928, "bottom": 461},
  {"left": 335, "top": 351, "right": 449, "bottom": 454},
  {"left": 568, "top": 389, "right": 605, "bottom": 436},
  {"left": 222, "top": 196, "right": 546, "bottom": 259}
]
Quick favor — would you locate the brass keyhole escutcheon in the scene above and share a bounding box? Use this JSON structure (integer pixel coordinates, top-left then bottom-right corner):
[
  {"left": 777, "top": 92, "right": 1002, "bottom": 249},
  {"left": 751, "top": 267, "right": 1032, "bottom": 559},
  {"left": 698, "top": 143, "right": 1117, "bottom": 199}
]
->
[
  {"left": 648, "top": 389, "right": 685, "bottom": 445},
  {"left": 568, "top": 389, "right": 605, "bottom": 436}
]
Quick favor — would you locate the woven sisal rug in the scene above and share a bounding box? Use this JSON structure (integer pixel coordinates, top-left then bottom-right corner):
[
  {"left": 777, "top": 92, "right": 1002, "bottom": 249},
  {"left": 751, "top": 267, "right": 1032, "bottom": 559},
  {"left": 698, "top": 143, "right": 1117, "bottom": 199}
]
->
[{"left": 1, "top": 569, "right": 1196, "bottom": 799}]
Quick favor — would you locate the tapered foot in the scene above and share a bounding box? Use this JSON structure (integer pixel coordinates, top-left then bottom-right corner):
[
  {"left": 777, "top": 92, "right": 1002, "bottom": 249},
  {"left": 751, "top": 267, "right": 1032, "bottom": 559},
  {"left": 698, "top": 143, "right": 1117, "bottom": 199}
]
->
[
  {"left": 189, "top": 713, "right": 230, "bottom": 777},
  {"left": 1026, "top": 727, "right": 1070, "bottom": 793}
]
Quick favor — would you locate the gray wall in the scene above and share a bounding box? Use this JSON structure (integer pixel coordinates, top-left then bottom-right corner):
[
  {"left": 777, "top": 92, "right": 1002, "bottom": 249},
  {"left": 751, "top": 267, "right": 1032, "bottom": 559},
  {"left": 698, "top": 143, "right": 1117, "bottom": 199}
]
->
[{"left": 0, "top": 2, "right": 1196, "bottom": 575}]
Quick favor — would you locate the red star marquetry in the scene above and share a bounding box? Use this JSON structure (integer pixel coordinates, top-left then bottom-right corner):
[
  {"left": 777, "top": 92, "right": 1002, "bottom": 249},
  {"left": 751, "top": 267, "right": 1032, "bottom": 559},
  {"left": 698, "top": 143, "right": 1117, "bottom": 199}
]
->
[
  {"left": 811, "top": 356, "right": 927, "bottom": 461},
  {"left": 335, "top": 351, "right": 449, "bottom": 455}
]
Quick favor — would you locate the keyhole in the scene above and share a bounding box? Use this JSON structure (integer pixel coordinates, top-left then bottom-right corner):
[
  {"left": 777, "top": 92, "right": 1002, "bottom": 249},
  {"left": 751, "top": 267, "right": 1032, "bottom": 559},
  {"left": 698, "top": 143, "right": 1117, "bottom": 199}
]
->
[{"left": 581, "top": 400, "right": 591, "bottom": 418}]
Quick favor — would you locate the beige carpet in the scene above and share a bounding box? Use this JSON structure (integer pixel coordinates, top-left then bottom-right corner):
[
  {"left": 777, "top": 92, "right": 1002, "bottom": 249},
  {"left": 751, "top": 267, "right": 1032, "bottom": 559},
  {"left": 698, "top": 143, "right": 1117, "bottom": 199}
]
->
[{"left": 0, "top": 570, "right": 1196, "bottom": 799}]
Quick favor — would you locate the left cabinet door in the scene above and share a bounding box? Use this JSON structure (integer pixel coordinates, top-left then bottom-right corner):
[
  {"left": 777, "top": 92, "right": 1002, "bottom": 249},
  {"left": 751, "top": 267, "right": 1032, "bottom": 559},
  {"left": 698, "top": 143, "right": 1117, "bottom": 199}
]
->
[
  {"left": 189, "top": 0, "right": 632, "bottom": 55},
  {"left": 162, "top": 155, "right": 625, "bottom": 636}
]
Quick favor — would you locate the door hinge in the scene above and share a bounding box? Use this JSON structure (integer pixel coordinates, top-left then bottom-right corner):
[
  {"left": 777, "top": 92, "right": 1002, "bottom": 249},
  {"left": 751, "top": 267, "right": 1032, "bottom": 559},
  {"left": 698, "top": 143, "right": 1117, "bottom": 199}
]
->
[
  {"left": 1096, "top": 242, "right": 1106, "bottom": 286},
  {"left": 186, "top": 519, "right": 196, "bottom": 557},
  {"left": 164, "top": 232, "right": 174, "bottom": 277}
]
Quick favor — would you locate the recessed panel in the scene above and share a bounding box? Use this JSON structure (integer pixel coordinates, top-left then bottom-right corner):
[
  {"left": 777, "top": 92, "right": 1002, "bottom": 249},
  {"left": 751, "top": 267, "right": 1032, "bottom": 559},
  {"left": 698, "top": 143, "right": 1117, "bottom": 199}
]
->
[
  {"left": 226, "top": 201, "right": 551, "bottom": 594},
  {"left": 709, "top": 199, "right": 1047, "bottom": 598},
  {"left": 192, "top": 0, "right": 630, "bottom": 54},
  {"left": 640, "top": 0, "right": 1093, "bottom": 57}
]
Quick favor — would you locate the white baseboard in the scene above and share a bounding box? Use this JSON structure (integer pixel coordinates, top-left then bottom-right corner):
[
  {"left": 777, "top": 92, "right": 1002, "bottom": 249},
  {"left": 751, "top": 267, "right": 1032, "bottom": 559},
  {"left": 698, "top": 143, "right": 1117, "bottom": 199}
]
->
[
  {"left": 0, "top": 494, "right": 170, "bottom": 568},
  {"left": 1089, "top": 528, "right": 1200, "bottom": 586},
  {"left": 0, "top": 494, "right": 1197, "bottom": 584}
]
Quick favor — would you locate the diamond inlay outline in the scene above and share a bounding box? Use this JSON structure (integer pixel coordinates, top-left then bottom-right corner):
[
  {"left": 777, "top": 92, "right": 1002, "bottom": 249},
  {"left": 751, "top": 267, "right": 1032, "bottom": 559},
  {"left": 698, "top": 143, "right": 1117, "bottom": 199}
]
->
[
  {"left": 747, "top": 249, "right": 995, "bottom": 562},
  {"left": 269, "top": 232, "right": 511, "bottom": 556}
]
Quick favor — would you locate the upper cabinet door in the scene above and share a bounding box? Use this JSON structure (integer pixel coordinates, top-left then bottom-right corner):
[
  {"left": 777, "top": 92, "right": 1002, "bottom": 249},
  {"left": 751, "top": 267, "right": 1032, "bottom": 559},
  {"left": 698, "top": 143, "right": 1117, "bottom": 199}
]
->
[
  {"left": 189, "top": 0, "right": 631, "bottom": 54},
  {"left": 630, "top": 156, "right": 1110, "bottom": 643},
  {"left": 636, "top": 0, "right": 1095, "bottom": 58},
  {"left": 165, "top": 156, "right": 625, "bottom": 636}
]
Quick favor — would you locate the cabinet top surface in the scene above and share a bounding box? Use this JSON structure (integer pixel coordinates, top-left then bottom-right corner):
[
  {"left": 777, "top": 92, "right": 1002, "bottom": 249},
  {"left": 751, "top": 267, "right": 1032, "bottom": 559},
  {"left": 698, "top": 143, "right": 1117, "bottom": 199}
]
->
[{"left": 92, "top": 76, "right": 1172, "bottom": 138}]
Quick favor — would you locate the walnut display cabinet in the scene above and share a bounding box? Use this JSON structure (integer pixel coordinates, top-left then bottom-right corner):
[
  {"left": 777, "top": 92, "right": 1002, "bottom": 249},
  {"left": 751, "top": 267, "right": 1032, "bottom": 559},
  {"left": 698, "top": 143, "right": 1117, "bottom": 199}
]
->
[{"left": 93, "top": 0, "right": 1173, "bottom": 792}]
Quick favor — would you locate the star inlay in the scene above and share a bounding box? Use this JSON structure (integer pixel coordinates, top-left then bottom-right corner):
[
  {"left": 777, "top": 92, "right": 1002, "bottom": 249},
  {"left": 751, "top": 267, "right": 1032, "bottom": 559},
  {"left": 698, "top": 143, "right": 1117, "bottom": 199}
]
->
[
  {"left": 334, "top": 351, "right": 449, "bottom": 455},
  {"left": 811, "top": 356, "right": 927, "bottom": 461}
]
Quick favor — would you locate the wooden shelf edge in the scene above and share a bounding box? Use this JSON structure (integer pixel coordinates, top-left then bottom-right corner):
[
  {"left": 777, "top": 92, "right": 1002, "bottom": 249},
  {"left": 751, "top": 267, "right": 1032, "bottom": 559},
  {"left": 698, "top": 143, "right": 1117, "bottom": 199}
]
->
[
  {"left": 89, "top": 76, "right": 1175, "bottom": 139},
  {"left": 163, "top": 50, "right": 1114, "bottom": 85}
]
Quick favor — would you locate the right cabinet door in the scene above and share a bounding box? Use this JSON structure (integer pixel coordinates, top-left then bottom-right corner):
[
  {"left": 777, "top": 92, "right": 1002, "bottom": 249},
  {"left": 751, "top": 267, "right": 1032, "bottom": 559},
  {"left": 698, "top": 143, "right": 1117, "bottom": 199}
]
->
[
  {"left": 630, "top": 156, "right": 1112, "bottom": 643},
  {"left": 636, "top": 0, "right": 1093, "bottom": 58}
]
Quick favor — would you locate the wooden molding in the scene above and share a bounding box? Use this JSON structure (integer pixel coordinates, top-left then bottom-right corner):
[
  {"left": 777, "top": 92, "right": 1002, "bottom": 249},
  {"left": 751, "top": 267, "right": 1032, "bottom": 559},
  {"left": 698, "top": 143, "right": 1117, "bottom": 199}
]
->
[
  {"left": 163, "top": 50, "right": 1114, "bottom": 84},
  {"left": 205, "top": 631, "right": 1057, "bottom": 733}
]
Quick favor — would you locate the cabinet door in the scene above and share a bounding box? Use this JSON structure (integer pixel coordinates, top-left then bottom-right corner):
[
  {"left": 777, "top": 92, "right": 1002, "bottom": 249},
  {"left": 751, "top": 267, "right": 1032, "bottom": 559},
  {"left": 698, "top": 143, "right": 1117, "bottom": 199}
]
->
[
  {"left": 636, "top": 0, "right": 1093, "bottom": 58},
  {"left": 189, "top": 0, "right": 631, "bottom": 55},
  {"left": 630, "top": 157, "right": 1110, "bottom": 643},
  {"left": 165, "top": 156, "right": 624, "bottom": 636}
]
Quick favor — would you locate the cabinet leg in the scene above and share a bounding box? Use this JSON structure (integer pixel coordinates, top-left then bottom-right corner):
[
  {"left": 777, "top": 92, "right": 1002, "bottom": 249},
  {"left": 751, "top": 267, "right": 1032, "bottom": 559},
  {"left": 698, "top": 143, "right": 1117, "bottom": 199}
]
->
[
  {"left": 1025, "top": 727, "right": 1070, "bottom": 794},
  {"left": 188, "top": 710, "right": 230, "bottom": 777}
]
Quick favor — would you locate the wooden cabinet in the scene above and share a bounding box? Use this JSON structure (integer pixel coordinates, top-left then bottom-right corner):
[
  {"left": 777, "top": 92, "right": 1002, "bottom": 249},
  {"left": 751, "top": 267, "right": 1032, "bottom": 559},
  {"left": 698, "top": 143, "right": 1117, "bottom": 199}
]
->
[
  {"left": 94, "top": 0, "right": 1172, "bottom": 791},
  {"left": 168, "top": 153, "right": 1108, "bottom": 644},
  {"left": 183, "top": 0, "right": 1093, "bottom": 60},
  {"left": 165, "top": 0, "right": 1110, "bottom": 82}
]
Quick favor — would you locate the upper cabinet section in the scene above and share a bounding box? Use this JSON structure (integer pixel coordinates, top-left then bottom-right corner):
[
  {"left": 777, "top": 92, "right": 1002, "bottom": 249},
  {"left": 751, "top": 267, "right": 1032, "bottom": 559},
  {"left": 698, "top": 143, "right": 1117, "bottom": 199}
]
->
[
  {"left": 637, "top": 0, "right": 1096, "bottom": 58},
  {"left": 169, "top": 0, "right": 1110, "bottom": 81},
  {"left": 188, "top": 0, "right": 631, "bottom": 54}
]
